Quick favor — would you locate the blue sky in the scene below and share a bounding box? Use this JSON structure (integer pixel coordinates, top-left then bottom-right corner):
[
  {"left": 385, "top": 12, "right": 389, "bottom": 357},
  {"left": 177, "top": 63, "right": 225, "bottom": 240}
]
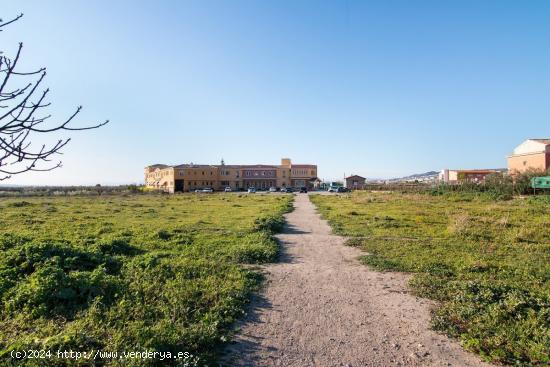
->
[{"left": 2, "top": 0, "right": 549, "bottom": 185}]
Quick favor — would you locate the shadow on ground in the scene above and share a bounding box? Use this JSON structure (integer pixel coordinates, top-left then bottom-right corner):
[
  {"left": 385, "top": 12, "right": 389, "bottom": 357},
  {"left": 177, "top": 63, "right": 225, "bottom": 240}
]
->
[
  {"left": 281, "top": 223, "right": 310, "bottom": 235},
  {"left": 219, "top": 222, "right": 297, "bottom": 366}
]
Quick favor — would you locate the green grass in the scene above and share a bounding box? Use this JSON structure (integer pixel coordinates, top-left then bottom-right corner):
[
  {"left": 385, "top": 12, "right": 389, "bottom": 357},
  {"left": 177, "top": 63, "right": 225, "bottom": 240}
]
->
[
  {"left": 311, "top": 191, "right": 550, "bottom": 366},
  {"left": 0, "top": 193, "right": 293, "bottom": 366}
]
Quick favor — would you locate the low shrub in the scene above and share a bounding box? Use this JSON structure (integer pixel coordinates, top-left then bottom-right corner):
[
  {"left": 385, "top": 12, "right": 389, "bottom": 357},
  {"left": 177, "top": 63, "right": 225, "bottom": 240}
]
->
[
  {"left": 360, "top": 254, "right": 404, "bottom": 272},
  {"left": 95, "top": 237, "right": 142, "bottom": 256},
  {"left": 0, "top": 239, "right": 126, "bottom": 319},
  {"left": 432, "top": 282, "right": 550, "bottom": 365},
  {"left": 228, "top": 232, "right": 279, "bottom": 264},
  {"left": 432, "top": 169, "right": 550, "bottom": 199},
  {"left": 7, "top": 201, "right": 32, "bottom": 207},
  {"left": 254, "top": 215, "right": 285, "bottom": 233},
  {"left": 5, "top": 265, "right": 120, "bottom": 319}
]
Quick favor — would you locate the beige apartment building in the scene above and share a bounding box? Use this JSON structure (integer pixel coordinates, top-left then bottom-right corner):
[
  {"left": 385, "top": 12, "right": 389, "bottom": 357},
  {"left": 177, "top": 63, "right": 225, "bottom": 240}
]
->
[
  {"left": 144, "top": 158, "right": 318, "bottom": 193},
  {"left": 507, "top": 139, "right": 550, "bottom": 174},
  {"left": 439, "top": 169, "right": 504, "bottom": 183}
]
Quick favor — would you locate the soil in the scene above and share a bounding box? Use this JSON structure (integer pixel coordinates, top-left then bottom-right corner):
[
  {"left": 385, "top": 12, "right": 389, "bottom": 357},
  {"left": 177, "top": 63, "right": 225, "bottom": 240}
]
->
[{"left": 223, "top": 193, "right": 492, "bottom": 367}]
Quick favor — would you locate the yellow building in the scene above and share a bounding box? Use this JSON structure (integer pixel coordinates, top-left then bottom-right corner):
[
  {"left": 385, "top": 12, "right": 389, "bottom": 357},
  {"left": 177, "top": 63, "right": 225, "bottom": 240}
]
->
[{"left": 144, "top": 158, "right": 318, "bottom": 193}]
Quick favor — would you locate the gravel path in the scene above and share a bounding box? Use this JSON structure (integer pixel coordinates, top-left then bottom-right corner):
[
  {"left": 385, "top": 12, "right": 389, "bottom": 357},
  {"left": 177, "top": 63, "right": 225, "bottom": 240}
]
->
[{"left": 223, "top": 194, "right": 492, "bottom": 367}]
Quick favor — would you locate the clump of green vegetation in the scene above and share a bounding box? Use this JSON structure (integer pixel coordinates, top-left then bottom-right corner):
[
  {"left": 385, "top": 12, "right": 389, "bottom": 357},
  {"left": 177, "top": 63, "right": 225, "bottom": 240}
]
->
[
  {"left": 7, "top": 201, "right": 33, "bottom": 207},
  {"left": 311, "top": 191, "right": 550, "bottom": 366},
  {"left": 430, "top": 169, "right": 550, "bottom": 200},
  {"left": 0, "top": 194, "right": 293, "bottom": 366},
  {"left": 254, "top": 214, "right": 286, "bottom": 233}
]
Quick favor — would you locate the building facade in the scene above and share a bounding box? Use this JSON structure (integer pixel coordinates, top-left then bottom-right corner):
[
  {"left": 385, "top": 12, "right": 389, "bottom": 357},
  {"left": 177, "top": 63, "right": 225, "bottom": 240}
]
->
[
  {"left": 507, "top": 139, "right": 550, "bottom": 174},
  {"left": 290, "top": 164, "right": 318, "bottom": 188},
  {"left": 345, "top": 175, "right": 366, "bottom": 189},
  {"left": 439, "top": 169, "right": 504, "bottom": 183},
  {"left": 144, "top": 158, "right": 318, "bottom": 193}
]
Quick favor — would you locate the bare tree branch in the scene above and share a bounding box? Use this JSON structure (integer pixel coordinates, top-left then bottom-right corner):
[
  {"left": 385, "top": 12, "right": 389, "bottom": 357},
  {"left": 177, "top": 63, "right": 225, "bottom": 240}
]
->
[
  {"left": 0, "top": 13, "right": 23, "bottom": 31},
  {"left": 0, "top": 13, "right": 108, "bottom": 180}
]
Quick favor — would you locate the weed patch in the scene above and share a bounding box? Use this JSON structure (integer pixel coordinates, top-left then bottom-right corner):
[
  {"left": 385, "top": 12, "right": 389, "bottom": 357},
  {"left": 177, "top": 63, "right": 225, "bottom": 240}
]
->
[
  {"left": 311, "top": 191, "right": 550, "bottom": 365},
  {"left": 0, "top": 194, "right": 293, "bottom": 366}
]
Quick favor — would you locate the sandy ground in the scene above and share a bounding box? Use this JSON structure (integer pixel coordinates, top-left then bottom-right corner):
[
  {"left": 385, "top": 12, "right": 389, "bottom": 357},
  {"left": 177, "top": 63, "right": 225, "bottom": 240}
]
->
[{"left": 222, "top": 194, "right": 492, "bottom": 367}]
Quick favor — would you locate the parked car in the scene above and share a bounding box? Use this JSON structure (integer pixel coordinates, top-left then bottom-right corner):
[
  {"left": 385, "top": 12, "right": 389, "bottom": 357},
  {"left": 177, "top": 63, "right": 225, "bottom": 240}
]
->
[
  {"left": 194, "top": 189, "right": 201, "bottom": 193},
  {"left": 224, "top": 187, "right": 232, "bottom": 192},
  {"left": 269, "top": 187, "right": 277, "bottom": 192},
  {"left": 336, "top": 187, "right": 349, "bottom": 193},
  {"left": 247, "top": 187, "right": 256, "bottom": 193},
  {"left": 299, "top": 186, "right": 308, "bottom": 193},
  {"left": 282, "top": 187, "right": 294, "bottom": 193},
  {"left": 201, "top": 188, "right": 214, "bottom": 193}
]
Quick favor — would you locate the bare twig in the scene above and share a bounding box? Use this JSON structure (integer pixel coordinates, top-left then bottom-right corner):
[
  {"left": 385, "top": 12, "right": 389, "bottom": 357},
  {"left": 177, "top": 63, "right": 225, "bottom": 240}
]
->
[{"left": 0, "top": 13, "right": 107, "bottom": 180}]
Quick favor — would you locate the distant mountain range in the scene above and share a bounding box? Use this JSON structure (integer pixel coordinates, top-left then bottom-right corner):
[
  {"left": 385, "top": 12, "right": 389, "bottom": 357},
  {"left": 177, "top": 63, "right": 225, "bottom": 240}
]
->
[
  {"left": 392, "top": 170, "right": 439, "bottom": 180},
  {"left": 370, "top": 170, "right": 440, "bottom": 183}
]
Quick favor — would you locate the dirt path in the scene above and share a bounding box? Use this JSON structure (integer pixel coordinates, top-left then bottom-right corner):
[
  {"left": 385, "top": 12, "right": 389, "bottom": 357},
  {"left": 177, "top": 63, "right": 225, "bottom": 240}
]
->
[{"left": 223, "top": 194, "right": 492, "bottom": 367}]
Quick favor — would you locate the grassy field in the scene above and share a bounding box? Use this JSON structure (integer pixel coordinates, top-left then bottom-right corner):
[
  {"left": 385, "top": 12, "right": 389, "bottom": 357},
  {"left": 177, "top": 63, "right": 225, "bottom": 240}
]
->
[
  {"left": 0, "top": 193, "right": 292, "bottom": 366},
  {"left": 310, "top": 192, "right": 550, "bottom": 366}
]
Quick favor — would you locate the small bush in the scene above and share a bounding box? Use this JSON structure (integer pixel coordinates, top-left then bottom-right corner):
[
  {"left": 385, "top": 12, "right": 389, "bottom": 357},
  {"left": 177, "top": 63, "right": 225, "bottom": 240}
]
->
[
  {"left": 5, "top": 265, "right": 119, "bottom": 319},
  {"left": 254, "top": 215, "right": 285, "bottom": 233},
  {"left": 421, "top": 262, "right": 455, "bottom": 277},
  {"left": 2, "top": 240, "right": 118, "bottom": 276},
  {"left": 95, "top": 237, "right": 141, "bottom": 256},
  {"left": 432, "top": 282, "right": 550, "bottom": 365},
  {"left": 7, "top": 201, "right": 32, "bottom": 207},
  {"left": 0, "top": 233, "right": 28, "bottom": 250},
  {"left": 157, "top": 229, "right": 172, "bottom": 240},
  {"left": 345, "top": 238, "right": 363, "bottom": 247},
  {"left": 360, "top": 254, "right": 404, "bottom": 272}
]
